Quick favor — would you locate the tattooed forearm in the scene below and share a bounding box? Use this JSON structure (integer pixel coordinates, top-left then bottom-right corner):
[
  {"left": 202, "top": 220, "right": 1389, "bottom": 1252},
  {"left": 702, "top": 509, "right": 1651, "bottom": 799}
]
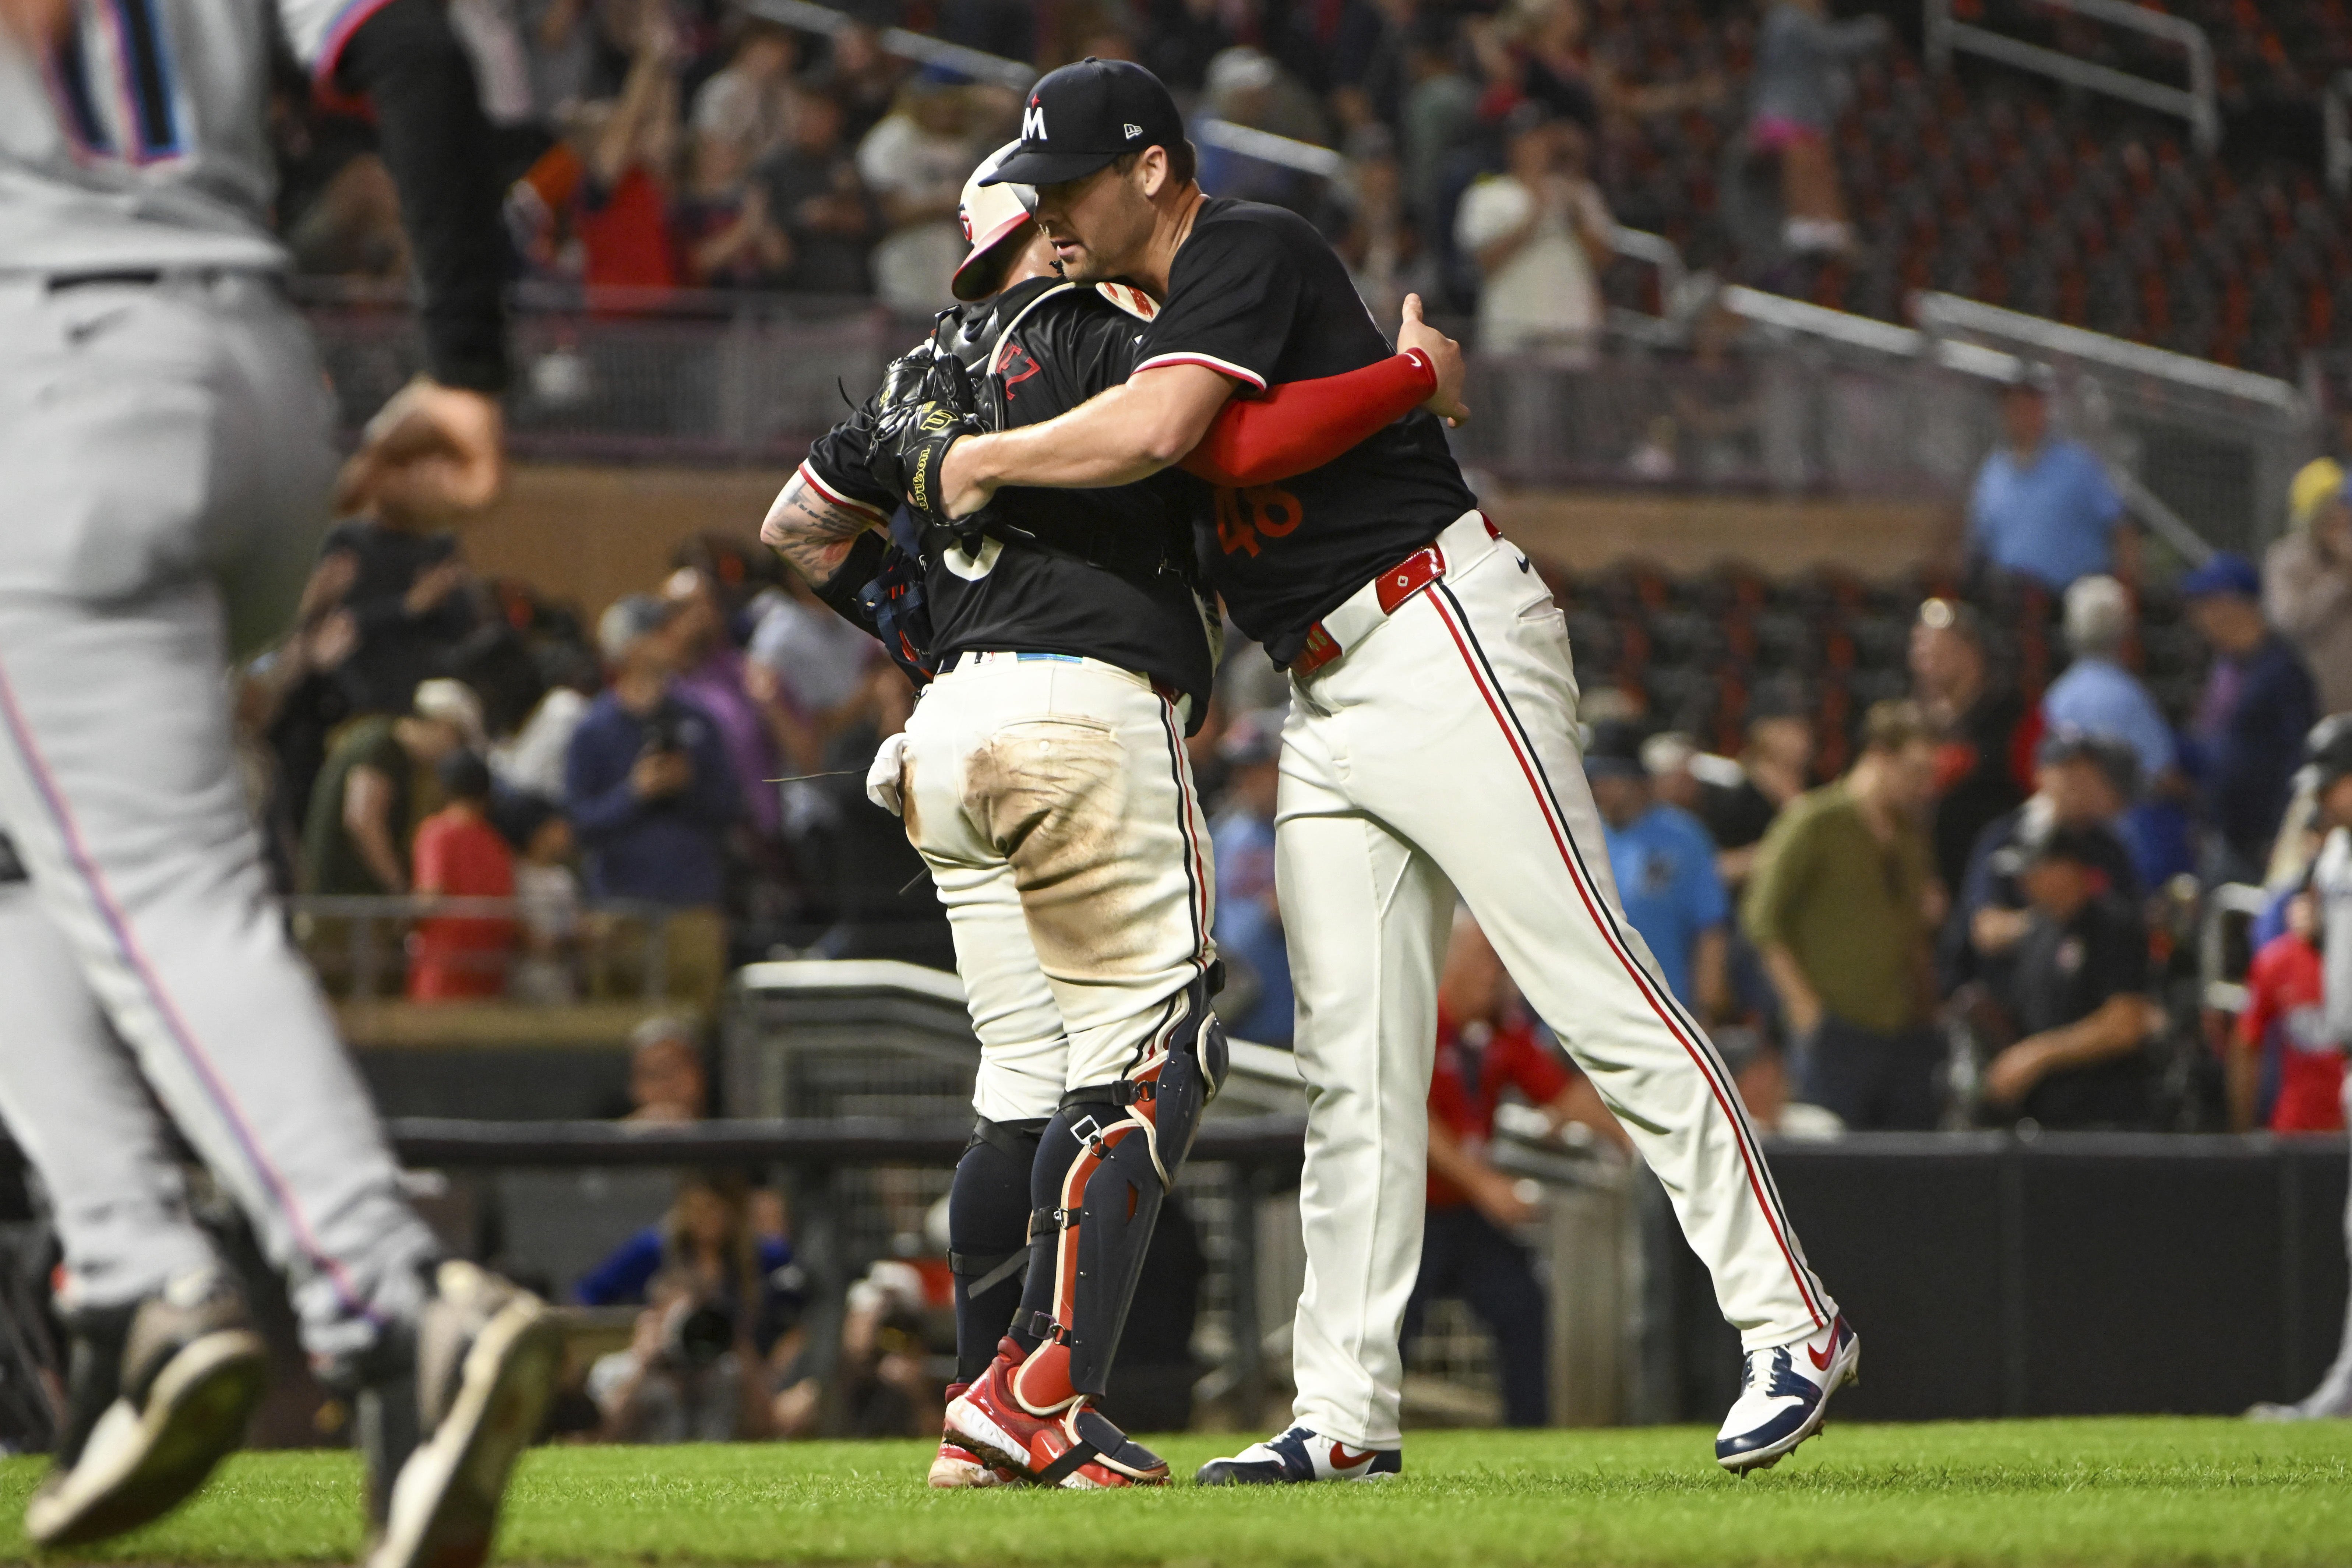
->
[{"left": 760, "top": 471, "right": 882, "bottom": 588}]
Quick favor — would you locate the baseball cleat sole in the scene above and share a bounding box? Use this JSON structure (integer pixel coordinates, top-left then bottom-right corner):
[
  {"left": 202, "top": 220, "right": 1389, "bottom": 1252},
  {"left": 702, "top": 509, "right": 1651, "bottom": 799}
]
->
[
  {"left": 365, "top": 1293, "right": 561, "bottom": 1568},
  {"left": 26, "top": 1328, "right": 269, "bottom": 1548}
]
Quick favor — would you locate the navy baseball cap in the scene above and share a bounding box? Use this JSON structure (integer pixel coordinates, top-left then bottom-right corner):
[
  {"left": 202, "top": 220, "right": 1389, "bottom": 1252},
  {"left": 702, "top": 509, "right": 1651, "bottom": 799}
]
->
[
  {"left": 981, "top": 57, "right": 1186, "bottom": 188},
  {"left": 2179, "top": 552, "right": 2259, "bottom": 600}
]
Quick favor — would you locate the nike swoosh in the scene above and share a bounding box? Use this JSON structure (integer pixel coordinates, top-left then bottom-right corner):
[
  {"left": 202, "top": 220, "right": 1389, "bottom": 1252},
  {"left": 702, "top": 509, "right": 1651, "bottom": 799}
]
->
[
  {"left": 1808, "top": 1341, "right": 1834, "bottom": 1371},
  {"left": 1329, "top": 1443, "right": 1377, "bottom": 1470}
]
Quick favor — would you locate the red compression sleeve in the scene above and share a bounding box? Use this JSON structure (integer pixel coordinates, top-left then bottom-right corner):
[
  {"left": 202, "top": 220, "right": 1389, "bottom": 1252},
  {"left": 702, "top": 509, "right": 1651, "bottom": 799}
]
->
[{"left": 1179, "top": 348, "right": 1438, "bottom": 488}]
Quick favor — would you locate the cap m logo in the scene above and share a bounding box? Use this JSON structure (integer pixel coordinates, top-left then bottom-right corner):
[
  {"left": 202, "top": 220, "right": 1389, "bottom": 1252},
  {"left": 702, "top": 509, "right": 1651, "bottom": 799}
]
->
[{"left": 1022, "top": 102, "right": 1047, "bottom": 141}]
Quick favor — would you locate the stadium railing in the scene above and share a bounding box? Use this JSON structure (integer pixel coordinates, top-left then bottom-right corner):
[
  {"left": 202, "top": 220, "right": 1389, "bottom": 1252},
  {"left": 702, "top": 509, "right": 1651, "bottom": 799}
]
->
[{"left": 1924, "top": 0, "right": 2221, "bottom": 154}]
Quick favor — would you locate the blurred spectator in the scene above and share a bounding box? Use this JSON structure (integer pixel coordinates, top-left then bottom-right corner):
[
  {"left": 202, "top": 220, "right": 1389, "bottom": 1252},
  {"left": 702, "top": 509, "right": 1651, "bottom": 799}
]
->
[
  {"left": 580, "top": 1170, "right": 801, "bottom": 1443},
  {"left": 567, "top": 594, "right": 740, "bottom": 1001},
  {"left": 1745, "top": 0, "right": 1886, "bottom": 256},
  {"left": 1408, "top": 912, "right": 1628, "bottom": 1428},
  {"left": 1140, "top": 0, "right": 1242, "bottom": 94},
  {"left": 1585, "top": 721, "right": 1729, "bottom": 1018},
  {"left": 665, "top": 564, "right": 781, "bottom": 845},
  {"left": 1337, "top": 123, "right": 1434, "bottom": 324},
  {"left": 818, "top": 18, "right": 902, "bottom": 145},
  {"left": 1399, "top": 10, "right": 1480, "bottom": 233},
  {"left": 832, "top": 1260, "right": 941, "bottom": 1439},
  {"left": 2043, "top": 577, "right": 2176, "bottom": 794},
  {"left": 689, "top": 19, "right": 798, "bottom": 169},
  {"left": 745, "top": 572, "right": 886, "bottom": 882},
  {"left": 1195, "top": 46, "right": 1331, "bottom": 212},
  {"left": 1965, "top": 371, "right": 2130, "bottom": 593},
  {"left": 519, "top": 0, "right": 596, "bottom": 117},
  {"left": 754, "top": 88, "right": 880, "bottom": 295},
  {"left": 2231, "top": 881, "right": 2339, "bottom": 1134},
  {"left": 1641, "top": 730, "right": 1705, "bottom": 817},
  {"left": 1744, "top": 700, "right": 1941, "bottom": 1130},
  {"left": 2181, "top": 553, "right": 2319, "bottom": 887},
  {"left": 2264, "top": 461, "right": 2352, "bottom": 716},
  {"left": 1455, "top": 103, "right": 1613, "bottom": 355},
  {"left": 303, "top": 679, "right": 485, "bottom": 896},
  {"left": 312, "top": 511, "right": 479, "bottom": 718},
  {"left": 501, "top": 792, "right": 583, "bottom": 1004},
  {"left": 2043, "top": 574, "right": 2190, "bottom": 888},
  {"left": 406, "top": 751, "right": 518, "bottom": 1001},
  {"left": 1944, "top": 729, "right": 2140, "bottom": 994},
  {"left": 491, "top": 643, "right": 601, "bottom": 802},
  {"left": 856, "top": 73, "right": 981, "bottom": 314},
  {"left": 1210, "top": 709, "right": 1293, "bottom": 1045},
  {"left": 514, "top": 13, "right": 682, "bottom": 291},
  {"left": 1977, "top": 823, "right": 2160, "bottom": 1129},
  {"left": 625, "top": 1014, "right": 709, "bottom": 1122},
  {"left": 1697, "top": 692, "right": 1814, "bottom": 890},
  {"left": 1912, "top": 597, "right": 2030, "bottom": 896}
]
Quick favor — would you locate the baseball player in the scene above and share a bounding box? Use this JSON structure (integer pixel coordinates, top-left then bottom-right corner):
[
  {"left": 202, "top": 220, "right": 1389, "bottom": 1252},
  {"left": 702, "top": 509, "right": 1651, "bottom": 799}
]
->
[
  {"left": 2251, "top": 718, "right": 2352, "bottom": 1420},
  {"left": 764, "top": 147, "right": 1465, "bottom": 1489},
  {"left": 899, "top": 56, "right": 1856, "bottom": 1479},
  {"left": 0, "top": 0, "right": 556, "bottom": 1560}
]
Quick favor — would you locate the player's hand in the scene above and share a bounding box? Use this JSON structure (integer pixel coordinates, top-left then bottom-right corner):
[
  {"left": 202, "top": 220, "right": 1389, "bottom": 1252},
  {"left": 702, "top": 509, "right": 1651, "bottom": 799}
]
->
[
  {"left": 336, "top": 377, "right": 506, "bottom": 524},
  {"left": 1399, "top": 294, "right": 1469, "bottom": 429}
]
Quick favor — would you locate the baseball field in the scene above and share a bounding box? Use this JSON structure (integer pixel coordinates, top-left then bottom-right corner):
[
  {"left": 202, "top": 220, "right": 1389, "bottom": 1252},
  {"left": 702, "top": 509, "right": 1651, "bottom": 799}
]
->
[{"left": 1, "top": 1418, "right": 2342, "bottom": 1567}]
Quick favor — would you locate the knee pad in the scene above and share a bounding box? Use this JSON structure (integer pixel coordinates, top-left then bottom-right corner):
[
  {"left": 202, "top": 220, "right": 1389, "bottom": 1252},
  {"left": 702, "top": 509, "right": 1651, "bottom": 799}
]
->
[{"left": 1018, "top": 975, "right": 1227, "bottom": 1403}]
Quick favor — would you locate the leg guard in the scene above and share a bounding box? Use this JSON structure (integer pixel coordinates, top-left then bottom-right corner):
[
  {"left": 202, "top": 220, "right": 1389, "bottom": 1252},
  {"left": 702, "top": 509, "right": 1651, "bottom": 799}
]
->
[
  {"left": 949, "top": 1117, "right": 1044, "bottom": 1385},
  {"left": 1013, "top": 977, "right": 1227, "bottom": 1411}
]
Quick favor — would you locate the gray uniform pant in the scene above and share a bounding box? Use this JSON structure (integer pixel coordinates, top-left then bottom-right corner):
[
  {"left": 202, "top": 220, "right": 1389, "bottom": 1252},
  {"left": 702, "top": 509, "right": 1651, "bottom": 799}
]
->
[{"left": 0, "top": 275, "right": 433, "bottom": 1367}]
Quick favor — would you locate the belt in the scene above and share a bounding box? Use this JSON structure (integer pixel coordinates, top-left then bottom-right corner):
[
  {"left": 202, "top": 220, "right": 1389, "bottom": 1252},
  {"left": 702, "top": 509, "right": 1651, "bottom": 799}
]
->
[
  {"left": 1291, "top": 511, "right": 1501, "bottom": 679},
  {"left": 941, "top": 650, "right": 1193, "bottom": 724},
  {"left": 40, "top": 267, "right": 283, "bottom": 295}
]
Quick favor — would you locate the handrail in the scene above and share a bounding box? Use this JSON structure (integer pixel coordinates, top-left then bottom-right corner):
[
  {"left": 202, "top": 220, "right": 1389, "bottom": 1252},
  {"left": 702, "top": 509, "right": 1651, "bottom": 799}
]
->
[
  {"left": 2105, "top": 464, "right": 2217, "bottom": 568},
  {"left": 2328, "top": 71, "right": 2352, "bottom": 197},
  {"left": 741, "top": 0, "right": 1035, "bottom": 91},
  {"left": 1196, "top": 117, "right": 1345, "bottom": 179},
  {"left": 1913, "top": 292, "right": 2307, "bottom": 415},
  {"left": 1923, "top": 0, "right": 2219, "bottom": 155}
]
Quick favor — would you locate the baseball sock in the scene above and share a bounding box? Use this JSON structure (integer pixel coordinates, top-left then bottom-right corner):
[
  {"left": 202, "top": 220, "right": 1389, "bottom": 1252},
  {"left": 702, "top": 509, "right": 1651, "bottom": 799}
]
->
[{"left": 950, "top": 1120, "right": 1042, "bottom": 1384}]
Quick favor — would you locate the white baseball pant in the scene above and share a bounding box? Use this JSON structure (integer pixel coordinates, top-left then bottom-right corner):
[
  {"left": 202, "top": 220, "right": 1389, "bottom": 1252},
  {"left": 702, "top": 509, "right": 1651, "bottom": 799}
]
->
[
  {"left": 1277, "top": 510, "right": 1837, "bottom": 1448},
  {"left": 898, "top": 652, "right": 1215, "bottom": 1118},
  {"left": 0, "top": 275, "right": 436, "bottom": 1366}
]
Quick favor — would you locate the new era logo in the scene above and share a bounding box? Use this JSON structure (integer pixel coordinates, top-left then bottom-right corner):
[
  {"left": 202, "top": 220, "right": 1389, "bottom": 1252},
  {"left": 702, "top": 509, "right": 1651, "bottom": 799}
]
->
[{"left": 1124, "top": 122, "right": 1142, "bottom": 138}]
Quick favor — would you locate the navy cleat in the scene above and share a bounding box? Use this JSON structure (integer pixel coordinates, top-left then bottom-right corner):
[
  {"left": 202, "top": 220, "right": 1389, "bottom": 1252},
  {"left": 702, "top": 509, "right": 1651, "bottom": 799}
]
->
[
  {"left": 1715, "top": 1314, "right": 1860, "bottom": 1474},
  {"left": 1195, "top": 1426, "right": 1402, "bottom": 1486}
]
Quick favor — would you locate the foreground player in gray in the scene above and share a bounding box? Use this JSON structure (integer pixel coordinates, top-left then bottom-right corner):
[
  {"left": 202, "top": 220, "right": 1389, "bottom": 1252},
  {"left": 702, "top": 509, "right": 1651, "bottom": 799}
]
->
[{"left": 0, "top": 0, "right": 556, "bottom": 1561}]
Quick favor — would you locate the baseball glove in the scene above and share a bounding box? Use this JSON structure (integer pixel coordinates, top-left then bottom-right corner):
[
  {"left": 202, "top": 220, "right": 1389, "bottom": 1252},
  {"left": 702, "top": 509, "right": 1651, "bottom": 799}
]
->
[{"left": 867, "top": 342, "right": 984, "bottom": 525}]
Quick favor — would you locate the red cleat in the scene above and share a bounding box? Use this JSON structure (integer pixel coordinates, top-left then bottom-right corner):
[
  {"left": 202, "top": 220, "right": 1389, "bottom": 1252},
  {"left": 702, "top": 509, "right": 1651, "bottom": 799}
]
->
[
  {"left": 944, "top": 1341, "right": 1168, "bottom": 1488},
  {"left": 929, "top": 1384, "right": 1018, "bottom": 1488}
]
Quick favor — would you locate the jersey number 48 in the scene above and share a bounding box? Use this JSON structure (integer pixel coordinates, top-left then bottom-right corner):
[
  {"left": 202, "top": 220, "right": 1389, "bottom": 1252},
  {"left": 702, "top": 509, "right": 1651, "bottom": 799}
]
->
[{"left": 1214, "top": 485, "right": 1304, "bottom": 558}]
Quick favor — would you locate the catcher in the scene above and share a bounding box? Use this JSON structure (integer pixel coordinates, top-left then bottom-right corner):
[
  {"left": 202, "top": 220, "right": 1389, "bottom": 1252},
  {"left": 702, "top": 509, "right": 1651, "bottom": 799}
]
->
[{"left": 760, "top": 145, "right": 1464, "bottom": 1488}]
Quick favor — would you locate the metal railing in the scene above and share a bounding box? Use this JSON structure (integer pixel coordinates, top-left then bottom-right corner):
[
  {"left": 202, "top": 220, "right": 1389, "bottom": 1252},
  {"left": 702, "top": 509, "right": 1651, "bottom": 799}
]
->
[
  {"left": 289, "top": 894, "right": 688, "bottom": 1001},
  {"left": 741, "top": 0, "right": 1034, "bottom": 90},
  {"left": 1923, "top": 0, "right": 2219, "bottom": 155}
]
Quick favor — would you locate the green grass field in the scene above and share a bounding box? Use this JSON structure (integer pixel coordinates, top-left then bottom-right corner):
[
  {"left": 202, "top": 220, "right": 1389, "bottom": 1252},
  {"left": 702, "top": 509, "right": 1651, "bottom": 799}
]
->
[{"left": 3, "top": 1420, "right": 2344, "bottom": 1566}]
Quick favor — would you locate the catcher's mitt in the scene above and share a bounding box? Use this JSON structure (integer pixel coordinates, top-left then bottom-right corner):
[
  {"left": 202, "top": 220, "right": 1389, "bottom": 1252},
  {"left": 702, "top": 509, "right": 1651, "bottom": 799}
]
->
[{"left": 867, "top": 342, "right": 984, "bottom": 524}]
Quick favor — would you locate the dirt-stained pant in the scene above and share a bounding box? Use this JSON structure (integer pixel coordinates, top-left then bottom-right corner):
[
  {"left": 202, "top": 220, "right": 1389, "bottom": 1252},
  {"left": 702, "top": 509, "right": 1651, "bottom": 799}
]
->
[
  {"left": 0, "top": 276, "right": 436, "bottom": 1370},
  {"left": 898, "top": 651, "right": 1215, "bottom": 1119}
]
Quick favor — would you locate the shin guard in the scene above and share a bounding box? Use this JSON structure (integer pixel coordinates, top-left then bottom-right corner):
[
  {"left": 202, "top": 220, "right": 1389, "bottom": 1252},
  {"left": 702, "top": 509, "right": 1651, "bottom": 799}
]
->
[{"left": 1013, "top": 977, "right": 1227, "bottom": 1412}]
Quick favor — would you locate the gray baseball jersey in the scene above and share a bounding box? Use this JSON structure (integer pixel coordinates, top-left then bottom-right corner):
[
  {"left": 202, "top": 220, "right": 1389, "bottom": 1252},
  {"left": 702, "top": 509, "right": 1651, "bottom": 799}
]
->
[{"left": 0, "top": 0, "right": 364, "bottom": 273}]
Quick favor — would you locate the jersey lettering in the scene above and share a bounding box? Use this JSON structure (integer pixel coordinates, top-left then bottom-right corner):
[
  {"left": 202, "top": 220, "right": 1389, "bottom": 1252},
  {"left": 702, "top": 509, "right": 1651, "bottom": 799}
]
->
[
  {"left": 1213, "top": 485, "right": 1305, "bottom": 558},
  {"left": 992, "top": 338, "right": 1043, "bottom": 397}
]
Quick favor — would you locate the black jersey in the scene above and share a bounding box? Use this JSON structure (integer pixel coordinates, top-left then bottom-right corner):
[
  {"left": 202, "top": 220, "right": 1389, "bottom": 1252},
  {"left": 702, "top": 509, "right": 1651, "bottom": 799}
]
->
[
  {"left": 1133, "top": 198, "right": 1478, "bottom": 662},
  {"left": 803, "top": 277, "right": 1217, "bottom": 720}
]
